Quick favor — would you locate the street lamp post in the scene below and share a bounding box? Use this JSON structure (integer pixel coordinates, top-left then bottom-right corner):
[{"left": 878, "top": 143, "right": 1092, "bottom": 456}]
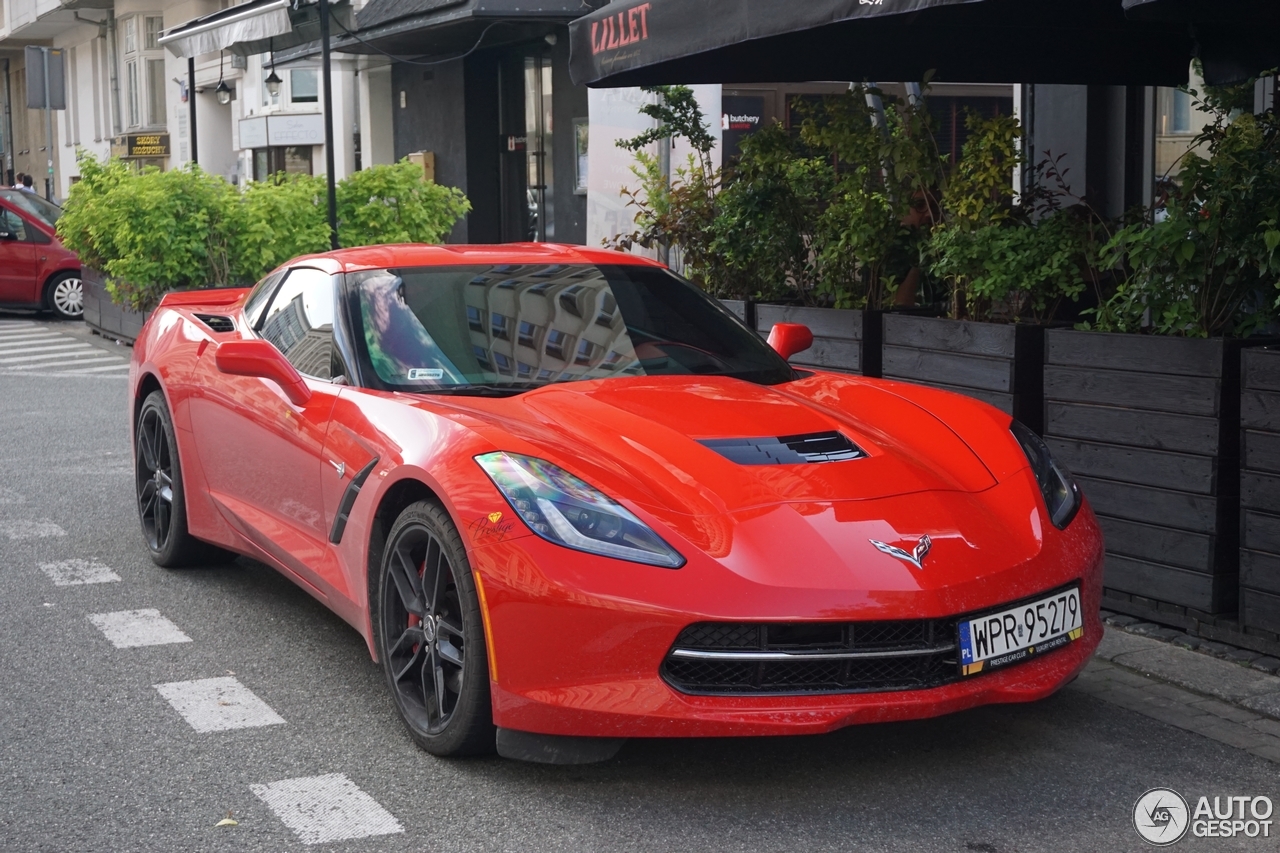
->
[{"left": 319, "top": 0, "right": 339, "bottom": 250}]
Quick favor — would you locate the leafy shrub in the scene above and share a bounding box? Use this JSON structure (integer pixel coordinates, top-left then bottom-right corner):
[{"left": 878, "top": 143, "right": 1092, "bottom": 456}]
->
[
  {"left": 928, "top": 114, "right": 1104, "bottom": 323},
  {"left": 1092, "top": 101, "right": 1280, "bottom": 337},
  {"left": 58, "top": 155, "right": 471, "bottom": 312},
  {"left": 231, "top": 172, "right": 330, "bottom": 283},
  {"left": 336, "top": 160, "right": 471, "bottom": 247}
]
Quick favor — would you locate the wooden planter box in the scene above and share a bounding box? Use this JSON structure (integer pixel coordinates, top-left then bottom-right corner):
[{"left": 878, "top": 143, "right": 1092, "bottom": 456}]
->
[
  {"left": 881, "top": 316, "right": 1045, "bottom": 433},
  {"left": 754, "top": 305, "right": 881, "bottom": 377},
  {"left": 83, "top": 269, "right": 150, "bottom": 344},
  {"left": 718, "top": 299, "right": 750, "bottom": 325},
  {"left": 1044, "top": 330, "right": 1261, "bottom": 615},
  {"left": 1241, "top": 347, "right": 1280, "bottom": 635}
]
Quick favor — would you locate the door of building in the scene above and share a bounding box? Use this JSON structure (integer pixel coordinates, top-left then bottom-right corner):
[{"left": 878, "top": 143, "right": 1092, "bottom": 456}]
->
[{"left": 498, "top": 46, "right": 554, "bottom": 243}]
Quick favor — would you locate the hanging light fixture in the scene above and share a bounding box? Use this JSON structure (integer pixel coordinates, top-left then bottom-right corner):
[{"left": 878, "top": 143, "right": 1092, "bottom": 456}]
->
[
  {"left": 265, "top": 38, "right": 282, "bottom": 98},
  {"left": 215, "top": 51, "right": 232, "bottom": 105}
]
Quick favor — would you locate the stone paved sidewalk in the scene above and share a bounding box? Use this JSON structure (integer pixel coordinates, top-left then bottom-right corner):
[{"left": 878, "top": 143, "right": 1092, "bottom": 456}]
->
[{"left": 1079, "top": 627, "right": 1280, "bottom": 765}]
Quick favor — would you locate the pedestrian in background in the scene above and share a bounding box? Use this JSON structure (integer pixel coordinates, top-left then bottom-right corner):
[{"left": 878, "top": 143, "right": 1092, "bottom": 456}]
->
[
  {"left": 12, "top": 172, "right": 23, "bottom": 189},
  {"left": 19, "top": 174, "right": 35, "bottom": 193}
]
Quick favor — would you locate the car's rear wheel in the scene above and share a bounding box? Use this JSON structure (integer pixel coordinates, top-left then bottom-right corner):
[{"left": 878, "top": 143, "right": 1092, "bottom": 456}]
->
[
  {"left": 135, "top": 391, "right": 230, "bottom": 567},
  {"left": 44, "top": 272, "right": 84, "bottom": 320},
  {"left": 375, "top": 500, "right": 494, "bottom": 756}
]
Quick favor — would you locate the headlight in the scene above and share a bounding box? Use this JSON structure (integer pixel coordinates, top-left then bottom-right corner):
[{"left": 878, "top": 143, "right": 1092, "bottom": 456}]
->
[
  {"left": 474, "top": 452, "right": 685, "bottom": 568},
  {"left": 1010, "top": 421, "right": 1081, "bottom": 530}
]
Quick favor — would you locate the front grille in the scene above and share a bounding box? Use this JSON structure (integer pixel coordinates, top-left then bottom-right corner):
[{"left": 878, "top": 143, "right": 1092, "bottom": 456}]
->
[{"left": 662, "top": 619, "right": 959, "bottom": 696}]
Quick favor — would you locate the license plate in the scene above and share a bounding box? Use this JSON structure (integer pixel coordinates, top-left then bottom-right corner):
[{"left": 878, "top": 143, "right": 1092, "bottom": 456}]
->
[{"left": 958, "top": 586, "right": 1083, "bottom": 676}]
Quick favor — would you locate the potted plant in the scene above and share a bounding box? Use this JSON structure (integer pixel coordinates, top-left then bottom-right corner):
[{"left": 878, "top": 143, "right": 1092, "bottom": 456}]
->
[
  {"left": 1045, "top": 77, "right": 1280, "bottom": 618},
  {"left": 883, "top": 114, "right": 1101, "bottom": 434}
]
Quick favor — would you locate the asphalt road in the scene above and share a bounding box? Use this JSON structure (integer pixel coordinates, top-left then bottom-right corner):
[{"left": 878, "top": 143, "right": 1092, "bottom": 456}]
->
[{"left": 1, "top": 320, "right": 1277, "bottom": 852}]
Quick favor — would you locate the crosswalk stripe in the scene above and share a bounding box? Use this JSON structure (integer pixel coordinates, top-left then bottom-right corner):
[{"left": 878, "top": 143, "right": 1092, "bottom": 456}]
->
[
  {"left": 0, "top": 337, "right": 67, "bottom": 350},
  {"left": 64, "top": 362, "right": 130, "bottom": 373},
  {"left": 1, "top": 355, "right": 124, "bottom": 371},
  {"left": 0, "top": 329, "right": 47, "bottom": 338},
  {"left": 0, "top": 345, "right": 104, "bottom": 364},
  {"left": 0, "top": 333, "right": 66, "bottom": 345}
]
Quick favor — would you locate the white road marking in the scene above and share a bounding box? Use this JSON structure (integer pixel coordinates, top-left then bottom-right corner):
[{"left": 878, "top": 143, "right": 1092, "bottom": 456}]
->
[
  {"left": 0, "top": 335, "right": 67, "bottom": 349},
  {"left": 4, "top": 355, "right": 123, "bottom": 371},
  {"left": 251, "top": 774, "right": 404, "bottom": 846},
  {"left": 40, "top": 558, "right": 121, "bottom": 585},
  {"left": 0, "top": 345, "right": 108, "bottom": 364},
  {"left": 67, "top": 363, "right": 131, "bottom": 373},
  {"left": 2, "top": 520, "right": 67, "bottom": 540},
  {"left": 154, "top": 677, "right": 286, "bottom": 733},
  {"left": 0, "top": 486, "right": 24, "bottom": 504},
  {"left": 89, "top": 609, "right": 192, "bottom": 648}
]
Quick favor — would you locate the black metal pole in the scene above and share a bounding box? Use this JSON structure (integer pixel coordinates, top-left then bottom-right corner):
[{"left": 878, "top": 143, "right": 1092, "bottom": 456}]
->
[
  {"left": 319, "top": 0, "right": 339, "bottom": 250},
  {"left": 188, "top": 57, "right": 198, "bottom": 166}
]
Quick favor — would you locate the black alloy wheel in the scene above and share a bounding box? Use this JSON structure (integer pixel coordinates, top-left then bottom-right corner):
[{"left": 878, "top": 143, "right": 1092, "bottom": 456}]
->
[
  {"left": 134, "top": 391, "right": 230, "bottom": 568},
  {"left": 376, "top": 500, "right": 494, "bottom": 756}
]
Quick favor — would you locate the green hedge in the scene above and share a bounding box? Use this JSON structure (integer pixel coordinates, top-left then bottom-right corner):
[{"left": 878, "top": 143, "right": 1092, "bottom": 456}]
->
[{"left": 58, "top": 155, "right": 470, "bottom": 312}]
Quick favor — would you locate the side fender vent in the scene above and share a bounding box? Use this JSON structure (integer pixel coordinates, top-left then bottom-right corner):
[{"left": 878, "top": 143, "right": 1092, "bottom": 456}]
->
[
  {"left": 194, "top": 314, "right": 236, "bottom": 333},
  {"left": 699, "top": 431, "right": 864, "bottom": 465}
]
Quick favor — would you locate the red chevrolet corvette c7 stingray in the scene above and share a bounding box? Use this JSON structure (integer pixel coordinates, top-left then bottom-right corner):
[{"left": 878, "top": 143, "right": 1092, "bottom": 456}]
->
[{"left": 129, "top": 243, "right": 1103, "bottom": 763}]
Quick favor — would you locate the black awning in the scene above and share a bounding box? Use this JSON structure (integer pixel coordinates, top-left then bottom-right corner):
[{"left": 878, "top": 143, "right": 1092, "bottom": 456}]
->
[
  {"left": 569, "top": 0, "right": 1194, "bottom": 88},
  {"left": 1124, "top": 0, "right": 1280, "bottom": 84},
  {"left": 345, "top": 0, "right": 593, "bottom": 58}
]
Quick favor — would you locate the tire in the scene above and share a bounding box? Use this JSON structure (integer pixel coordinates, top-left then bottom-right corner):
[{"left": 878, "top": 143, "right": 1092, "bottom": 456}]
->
[
  {"left": 135, "top": 391, "right": 231, "bottom": 567},
  {"left": 374, "top": 500, "right": 495, "bottom": 756},
  {"left": 45, "top": 272, "right": 84, "bottom": 320}
]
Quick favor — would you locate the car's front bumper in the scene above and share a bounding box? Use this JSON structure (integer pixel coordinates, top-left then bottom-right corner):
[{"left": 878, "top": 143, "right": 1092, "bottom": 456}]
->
[{"left": 468, "top": 496, "right": 1105, "bottom": 739}]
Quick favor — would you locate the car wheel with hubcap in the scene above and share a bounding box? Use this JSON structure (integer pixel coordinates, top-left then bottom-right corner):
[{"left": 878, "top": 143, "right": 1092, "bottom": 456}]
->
[
  {"left": 45, "top": 272, "right": 84, "bottom": 320},
  {"left": 375, "top": 500, "right": 494, "bottom": 756},
  {"left": 135, "top": 390, "right": 231, "bottom": 567}
]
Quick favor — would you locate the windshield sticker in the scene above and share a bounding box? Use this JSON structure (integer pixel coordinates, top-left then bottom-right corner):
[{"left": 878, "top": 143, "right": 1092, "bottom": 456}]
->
[{"left": 407, "top": 368, "right": 445, "bottom": 381}]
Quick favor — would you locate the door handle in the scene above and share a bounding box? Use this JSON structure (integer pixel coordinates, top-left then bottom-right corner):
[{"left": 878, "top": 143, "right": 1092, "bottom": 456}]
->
[{"left": 328, "top": 459, "right": 346, "bottom": 478}]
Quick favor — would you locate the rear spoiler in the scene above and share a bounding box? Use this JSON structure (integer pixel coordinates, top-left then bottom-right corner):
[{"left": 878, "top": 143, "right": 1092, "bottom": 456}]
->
[{"left": 158, "top": 287, "right": 250, "bottom": 309}]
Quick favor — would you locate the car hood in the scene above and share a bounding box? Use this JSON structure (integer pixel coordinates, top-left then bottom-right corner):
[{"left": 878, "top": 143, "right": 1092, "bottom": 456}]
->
[{"left": 441, "top": 373, "right": 998, "bottom": 518}]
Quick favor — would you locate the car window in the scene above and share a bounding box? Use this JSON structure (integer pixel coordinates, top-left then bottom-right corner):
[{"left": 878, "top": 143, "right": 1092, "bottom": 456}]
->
[
  {"left": 0, "top": 208, "right": 28, "bottom": 241},
  {"left": 347, "top": 262, "right": 793, "bottom": 392},
  {"left": 244, "top": 269, "right": 286, "bottom": 330},
  {"left": 0, "top": 190, "right": 61, "bottom": 228},
  {"left": 258, "top": 267, "right": 335, "bottom": 380}
]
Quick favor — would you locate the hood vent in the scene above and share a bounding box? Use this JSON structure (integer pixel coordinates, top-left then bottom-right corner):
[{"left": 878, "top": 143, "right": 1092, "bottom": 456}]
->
[
  {"left": 194, "top": 314, "right": 236, "bottom": 333},
  {"left": 699, "top": 431, "right": 864, "bottom": 465}
]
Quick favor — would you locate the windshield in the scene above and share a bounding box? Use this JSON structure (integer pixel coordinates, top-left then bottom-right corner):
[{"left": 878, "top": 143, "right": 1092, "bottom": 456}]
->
[
  {"left": 0, "top": 189, "right": 61, "bottom": 228},
  {"left": 347, "top": 263, "right": 794, "bottom": 393}
]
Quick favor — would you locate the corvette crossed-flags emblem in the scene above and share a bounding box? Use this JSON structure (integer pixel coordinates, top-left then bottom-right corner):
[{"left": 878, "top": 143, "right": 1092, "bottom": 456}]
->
[{"left": 869, "top": 535, "right": 932, "bottom": 571}]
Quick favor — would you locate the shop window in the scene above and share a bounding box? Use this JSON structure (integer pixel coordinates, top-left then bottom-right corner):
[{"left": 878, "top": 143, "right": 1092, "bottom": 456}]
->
[
  {"left": 291, "top": 69, "right": 319, "bottom": 104},
  {"left": 144, "top": 17, "right": 164, "bottom": 50},
  {"left": 126, "top": 60, "right": 140, "bottom": 128},
  {"left": 1155, "top": 67, "right": 1213, "bottom": 187},
  {"left": 147, "top": 59, "right": 167, "bottom": 126},
  {"left": 252, "top": 146, "right": 314, "bottom": 180}
]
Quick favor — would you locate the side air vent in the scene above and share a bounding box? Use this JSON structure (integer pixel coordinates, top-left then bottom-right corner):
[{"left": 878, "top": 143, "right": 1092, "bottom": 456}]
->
[
  {"left": 194, "top": 314, "right": 236, "bottom": 333},
  {"left": 699, "top": 431, "right": 864, "bottom": 465}
]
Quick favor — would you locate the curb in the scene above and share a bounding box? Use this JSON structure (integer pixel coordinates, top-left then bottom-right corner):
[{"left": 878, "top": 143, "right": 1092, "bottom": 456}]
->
[{"left": 1094, "top": 624, "right": 1280, "bottom": 723}]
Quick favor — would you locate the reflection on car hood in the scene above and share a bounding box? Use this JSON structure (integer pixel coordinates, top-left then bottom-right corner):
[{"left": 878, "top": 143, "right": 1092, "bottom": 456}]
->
[{"left": 437, "top": 373, "right": 998, "bottom": 518}]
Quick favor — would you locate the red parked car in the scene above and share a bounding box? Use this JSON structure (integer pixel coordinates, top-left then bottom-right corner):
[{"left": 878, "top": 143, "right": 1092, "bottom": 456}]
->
[
  {"left": 129, "top": 243, "right": 1104, "bottom": 763},
  {"left": 0, "top": 189, "right": 83, "bottom": 319}
]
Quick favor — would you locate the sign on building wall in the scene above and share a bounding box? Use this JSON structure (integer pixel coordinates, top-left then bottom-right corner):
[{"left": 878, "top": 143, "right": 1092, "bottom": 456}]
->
[
  {"left": 238, "top": 115, "right": 324, "bottom": 149},
  {"left": 24, "top": 47, "right": 66, "bottom": 110},
  {"left": 110, "top": 134, "right": 171, "bottom": 158}
]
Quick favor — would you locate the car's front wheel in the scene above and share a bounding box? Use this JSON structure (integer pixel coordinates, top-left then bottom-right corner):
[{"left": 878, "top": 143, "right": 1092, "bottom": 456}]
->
[
  {"left": 375, "top": 500, "right": 494, "bottom": 756},
  {"left": 134, "top": 391, "right": 230, "bottom": 567},
  {"left": 45, "top": 272, "right": 84, "bottom": 320}
]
